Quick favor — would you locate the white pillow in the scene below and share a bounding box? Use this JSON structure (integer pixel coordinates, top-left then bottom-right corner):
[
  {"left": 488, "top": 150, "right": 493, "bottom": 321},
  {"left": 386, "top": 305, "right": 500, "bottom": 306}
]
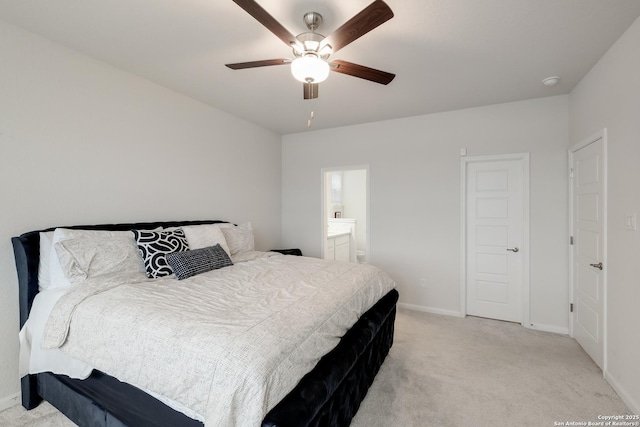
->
[
  {"left": 38, "top": 231, "right": 55, "bottom": 290},
  {"left": 182, "top": 224, "right": 231, "bottom": 256},
  {"left": 221, "top": 222, "right": 255, "bottom": 255},
  {"left": 54, "top": 235, "right": 146, "bottom": 286},
  {"left": 49, "top": 228, "right": 145, "bottom": 289}
]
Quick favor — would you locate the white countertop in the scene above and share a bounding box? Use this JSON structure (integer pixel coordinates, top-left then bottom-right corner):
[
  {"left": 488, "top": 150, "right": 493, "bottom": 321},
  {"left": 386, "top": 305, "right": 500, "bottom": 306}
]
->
[{"left": 327, "top": 231, "right": 350, "bottom": 238}]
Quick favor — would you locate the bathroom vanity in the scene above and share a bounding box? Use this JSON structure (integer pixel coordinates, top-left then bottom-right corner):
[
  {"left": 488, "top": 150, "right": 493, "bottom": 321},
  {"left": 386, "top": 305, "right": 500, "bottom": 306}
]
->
[{"left": 326, "top": 218, "right": 357, "bottom": 262}]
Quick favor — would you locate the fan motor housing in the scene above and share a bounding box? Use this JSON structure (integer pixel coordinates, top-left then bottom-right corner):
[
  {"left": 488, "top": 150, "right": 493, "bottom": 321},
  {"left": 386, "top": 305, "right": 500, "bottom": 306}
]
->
[
  {"left": 292, "top": 12, "right": 332, "bottom": 60},
  {"left": 303, "top": 12, "right": 323, "bottom": 31}
]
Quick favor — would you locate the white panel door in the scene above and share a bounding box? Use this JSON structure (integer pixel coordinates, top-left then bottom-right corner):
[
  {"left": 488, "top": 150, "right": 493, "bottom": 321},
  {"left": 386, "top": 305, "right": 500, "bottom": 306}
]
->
[
  {"left": 466, "top": 160, "right": 524, "bottom": 322},
  {"left": 571, "top": 138, "right": 604, "bottom": 369}
]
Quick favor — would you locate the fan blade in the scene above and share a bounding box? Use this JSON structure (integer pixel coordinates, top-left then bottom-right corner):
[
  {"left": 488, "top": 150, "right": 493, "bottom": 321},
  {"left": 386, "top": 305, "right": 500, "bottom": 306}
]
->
[
  {"left": 330, "top": 60, "right": 395, "bottom": 85},
  {"left": 232, "top": 0, "right": 297, "bottom": 46},
  {"left": 324, "top": 0, "right": 394, "bottom": 53},
  {"left": 303, "top": 83, "right": 319, "bottom": 100},
  {"left": 226, "top": 58, "right": 290, "bottom": 70}
]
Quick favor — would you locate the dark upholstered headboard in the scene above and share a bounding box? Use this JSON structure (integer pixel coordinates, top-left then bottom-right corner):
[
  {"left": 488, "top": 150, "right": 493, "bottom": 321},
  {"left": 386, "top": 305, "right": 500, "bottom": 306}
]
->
[{"left": 11, "top": 220, "right": 229, "bottom": 329}]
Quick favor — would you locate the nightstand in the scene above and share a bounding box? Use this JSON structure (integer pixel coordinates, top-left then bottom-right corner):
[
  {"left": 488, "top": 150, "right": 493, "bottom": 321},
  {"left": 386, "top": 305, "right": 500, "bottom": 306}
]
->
[{"left": 270, "top": 248, "right": 303, "bottom": 256}]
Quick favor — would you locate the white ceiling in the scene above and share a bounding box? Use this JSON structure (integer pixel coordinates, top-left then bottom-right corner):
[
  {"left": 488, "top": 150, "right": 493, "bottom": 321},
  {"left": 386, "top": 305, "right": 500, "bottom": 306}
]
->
[{"left": 2, "top": 0, "right": 640, "bottom": 135}]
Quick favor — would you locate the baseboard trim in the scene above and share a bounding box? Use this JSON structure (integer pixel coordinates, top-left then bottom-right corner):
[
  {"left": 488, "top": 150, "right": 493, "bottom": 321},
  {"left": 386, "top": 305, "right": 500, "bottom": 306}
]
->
[
  {"left": 397, "top": 304, "right": 570, "bottom": 334},
  {"left": 398, "top": 302, "right": 464, "bottom": 318},
  {"left": 527, "top": 323, "right": 569, "bottom": 335},
  {"left": 604, "top": 370, "right": 640, "bottom": 415},
  {"left": 0, "top": 392, "right": 20, "bottom": 412}
]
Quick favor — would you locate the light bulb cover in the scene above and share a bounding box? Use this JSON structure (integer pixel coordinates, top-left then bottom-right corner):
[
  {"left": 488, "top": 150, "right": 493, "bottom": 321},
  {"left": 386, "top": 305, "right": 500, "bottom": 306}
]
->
[
  {"left": 291, "top": 56, "right": 330, "bottom": 83},
  {"left": 542, "top": 76, "right": 560, "bottom": 87}
]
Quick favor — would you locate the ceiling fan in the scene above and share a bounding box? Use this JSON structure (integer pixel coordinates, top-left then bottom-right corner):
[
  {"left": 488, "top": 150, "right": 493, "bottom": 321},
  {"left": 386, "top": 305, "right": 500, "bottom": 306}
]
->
[{"left": 226, "top": 0, "right": 395, "bottom": 100}]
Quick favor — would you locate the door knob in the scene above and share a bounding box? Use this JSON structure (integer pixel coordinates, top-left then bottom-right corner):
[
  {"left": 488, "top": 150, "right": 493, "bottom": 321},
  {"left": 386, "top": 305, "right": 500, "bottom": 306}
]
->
[
  {"left": 590, "top": 262, "right": 603, "bottom": 270},
  {"left": 506, "top": 247, "right": 519, "bottom": 253}
]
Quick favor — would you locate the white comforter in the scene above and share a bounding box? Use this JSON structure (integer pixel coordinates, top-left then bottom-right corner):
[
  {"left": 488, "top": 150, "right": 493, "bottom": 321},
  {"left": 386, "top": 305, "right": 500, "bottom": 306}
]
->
[{"left": 41, "top": 252, "right": 395, "bottom": 427}]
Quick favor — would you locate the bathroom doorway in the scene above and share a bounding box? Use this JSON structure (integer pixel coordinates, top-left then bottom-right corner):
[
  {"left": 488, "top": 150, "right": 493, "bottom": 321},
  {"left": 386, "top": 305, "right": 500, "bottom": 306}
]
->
[{"left": 321, "top": 166, "right": 369, "bottom": 263}]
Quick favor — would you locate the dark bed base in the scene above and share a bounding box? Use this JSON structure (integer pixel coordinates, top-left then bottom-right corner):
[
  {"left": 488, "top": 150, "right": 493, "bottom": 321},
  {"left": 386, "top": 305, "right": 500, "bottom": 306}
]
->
[
  {"left": 264, "top": 289, "right": 397, "bottom": 427},
  {"left": 12, "top": 220, "right": 398, "bottom": 427}
]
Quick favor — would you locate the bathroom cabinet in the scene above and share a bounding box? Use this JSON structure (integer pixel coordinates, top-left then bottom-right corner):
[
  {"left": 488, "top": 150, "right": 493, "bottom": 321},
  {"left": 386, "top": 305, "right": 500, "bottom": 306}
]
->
[
  {"left": 326, "top": 218, "right": 357, "bottom": 262},
  {"left": 326, "top": 232, "right": 351, "bottom": 262}
]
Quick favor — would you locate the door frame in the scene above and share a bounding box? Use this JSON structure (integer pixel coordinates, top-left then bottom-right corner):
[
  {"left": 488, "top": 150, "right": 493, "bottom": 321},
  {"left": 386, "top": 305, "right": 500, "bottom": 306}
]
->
[
  {"left": 568, "top": 129, "right": 608, "bottom": 371},
  {"left": 460, "top": 153, "right": 530, "bottom": 326},
  {"left": 320, "top": 165, "right": 370, "bottom": 262}
]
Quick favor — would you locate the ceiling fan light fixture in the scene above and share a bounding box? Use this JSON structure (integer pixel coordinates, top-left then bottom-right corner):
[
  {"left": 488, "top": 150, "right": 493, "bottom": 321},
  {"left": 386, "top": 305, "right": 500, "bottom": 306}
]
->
[
  {"left": 317, "top": 43, "right": 332, "bottom": 57},
  {"left": 226, "top": 1, "right": 395, "bottom": 100},
  {"left": 291, "top": 55, "right": 330, "bottom": 83},
  {"left": 304, "top": 39, "right": 321, "bottom": 52},
  {"left": 291, "top": 42, "right": 305, "bottom": 56},
  {"left": 293, "top": 32, "right": 331, "bottom": 58}
]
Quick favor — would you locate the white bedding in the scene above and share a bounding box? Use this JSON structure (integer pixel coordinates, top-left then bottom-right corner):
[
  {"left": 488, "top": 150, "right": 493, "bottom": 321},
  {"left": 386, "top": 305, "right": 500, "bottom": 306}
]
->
[
  {"left": 19, "top": 288, "right": 93, "bottom": 379},
  {"left": 39, "top": 251, "right": 396, "bottom": 427}
]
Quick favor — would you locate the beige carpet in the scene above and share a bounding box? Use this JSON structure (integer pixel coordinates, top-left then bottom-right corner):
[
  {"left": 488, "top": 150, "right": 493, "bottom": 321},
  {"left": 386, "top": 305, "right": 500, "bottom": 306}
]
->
[
  {"left": 351, "top": 309, "right": 631, "bottom": 426},
  {"left": 1, "top": 309, "right": 631, "bottom": 426}
]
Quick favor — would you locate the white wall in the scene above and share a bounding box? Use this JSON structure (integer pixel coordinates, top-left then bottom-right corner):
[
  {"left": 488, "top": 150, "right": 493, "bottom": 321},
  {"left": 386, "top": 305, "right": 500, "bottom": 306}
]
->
[
  {"left": 569, "top": 16, "right": 640, "bottom": 414},
  {"left": 0, "top": 20, "right": 281, "bottom": 405},
  {"left": 282, "top": 95, "right": 569, "bottom": 330}
]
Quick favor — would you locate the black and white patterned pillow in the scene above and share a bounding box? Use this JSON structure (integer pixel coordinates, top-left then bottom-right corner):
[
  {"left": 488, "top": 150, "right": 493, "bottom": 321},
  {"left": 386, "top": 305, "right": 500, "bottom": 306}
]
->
[
  {"left": 166, "top": 244, "right": 233, "bottom": 280},
  {"left": 132, "top": 229, "right": 189, "bottom": 278}
]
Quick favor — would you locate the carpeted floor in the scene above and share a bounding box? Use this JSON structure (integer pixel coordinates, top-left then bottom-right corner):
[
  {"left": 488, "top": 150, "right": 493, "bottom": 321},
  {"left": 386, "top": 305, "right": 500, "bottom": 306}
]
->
[
  {"left": 1, "top": 308, "right": 632, "bottom": 426},
  {"left": 351, "top": 309, "right": 631, "bottom": 426}
]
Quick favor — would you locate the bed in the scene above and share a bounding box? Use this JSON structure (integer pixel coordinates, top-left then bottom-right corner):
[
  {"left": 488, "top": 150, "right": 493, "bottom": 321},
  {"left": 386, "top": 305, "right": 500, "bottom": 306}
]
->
[{"left": 12, "top": 219, "right": 399, "bottom": 427}]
